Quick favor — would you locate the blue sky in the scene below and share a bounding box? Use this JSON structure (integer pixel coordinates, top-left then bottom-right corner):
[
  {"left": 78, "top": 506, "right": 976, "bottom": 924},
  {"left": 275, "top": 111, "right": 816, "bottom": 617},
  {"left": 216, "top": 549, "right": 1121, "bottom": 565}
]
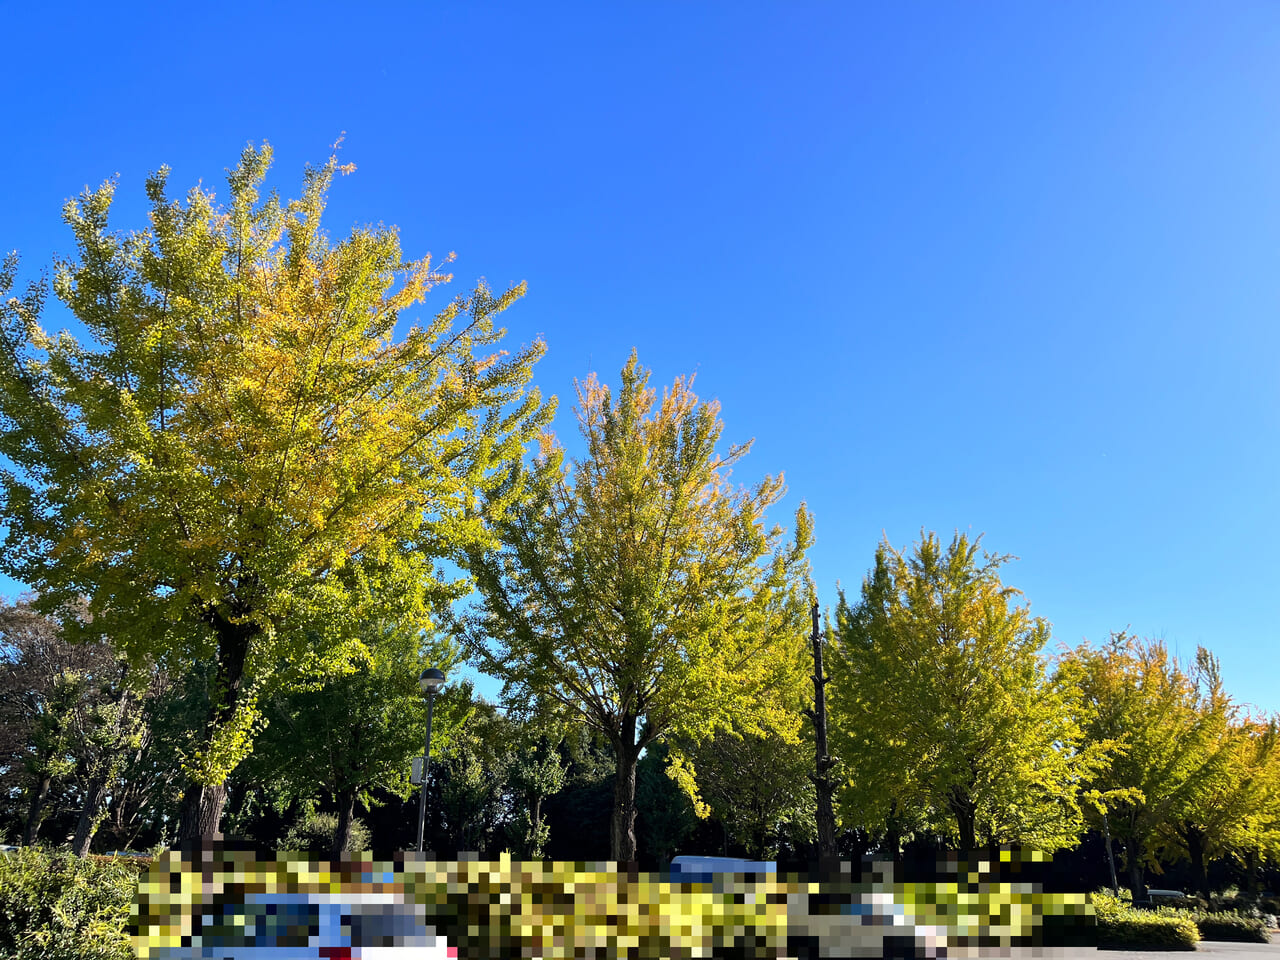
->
[{"left": 2, "top": 3, "right": 1277, "bottom": 713}]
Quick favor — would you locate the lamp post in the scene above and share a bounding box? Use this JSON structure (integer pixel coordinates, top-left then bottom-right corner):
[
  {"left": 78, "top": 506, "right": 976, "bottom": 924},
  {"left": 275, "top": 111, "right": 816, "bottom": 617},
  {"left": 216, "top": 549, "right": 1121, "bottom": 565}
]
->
[{"left": 415, "top": 667, "right": 446, "bottom": 853}]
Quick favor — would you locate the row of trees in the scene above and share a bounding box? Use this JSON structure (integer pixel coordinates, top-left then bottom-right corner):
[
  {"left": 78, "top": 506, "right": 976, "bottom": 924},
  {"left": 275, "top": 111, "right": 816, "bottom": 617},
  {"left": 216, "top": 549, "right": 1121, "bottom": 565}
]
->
[
  {"left": 825, "top": 535, "right": 1280, "bottom": 900},
  {"left": 0, "top": 144, "right": 1276, "bottom": 899}
]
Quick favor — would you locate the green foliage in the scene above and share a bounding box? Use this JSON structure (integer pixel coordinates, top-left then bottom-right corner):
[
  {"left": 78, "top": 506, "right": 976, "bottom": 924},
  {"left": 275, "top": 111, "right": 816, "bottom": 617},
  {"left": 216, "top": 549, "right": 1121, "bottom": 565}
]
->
[
  {"left": 1058, "top": 633, "right": 1240, "bottom": 898},
  {"left": 0, "top": 144, "right": 550, "bottom": 807},
  {"left": 1092, "top": 890, "right": 1200, "bottom": 950},
  {"left": 634, "top": 741, "right": 699, "bottom": 867},
  {"left": 828, "top": 531, "right": 1101, "bottom": 854},
  {"left": 461, "top": 352, "right": 813, "bottom": 859},
  {"left": 0, "top": 847, "right": 140, "bottom": 959},
  {"left": 280, "top": 809, "right": 372, "bottom": 854},
  {"left": 671, "top": 724, "right": 815, "bottom": 860},
  {"left": 1189, "top": 911, "right": 1271, "bottom": 942},
  {"left": 244, "top": 621, "right": 469, "bottom": 848}
]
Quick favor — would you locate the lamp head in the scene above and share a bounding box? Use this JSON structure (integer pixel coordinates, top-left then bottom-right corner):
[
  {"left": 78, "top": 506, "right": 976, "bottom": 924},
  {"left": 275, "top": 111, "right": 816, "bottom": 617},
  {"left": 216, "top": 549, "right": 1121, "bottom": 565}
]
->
[{"left": 419, "top": 667, "right": 446, "bottom": 695}]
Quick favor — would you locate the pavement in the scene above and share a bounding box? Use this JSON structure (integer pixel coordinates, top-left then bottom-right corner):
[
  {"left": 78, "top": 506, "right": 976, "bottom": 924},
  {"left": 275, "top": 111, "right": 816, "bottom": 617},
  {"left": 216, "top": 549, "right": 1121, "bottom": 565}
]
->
[{"left": 938, "top": 941, "right": 1280, "bottom": 960}]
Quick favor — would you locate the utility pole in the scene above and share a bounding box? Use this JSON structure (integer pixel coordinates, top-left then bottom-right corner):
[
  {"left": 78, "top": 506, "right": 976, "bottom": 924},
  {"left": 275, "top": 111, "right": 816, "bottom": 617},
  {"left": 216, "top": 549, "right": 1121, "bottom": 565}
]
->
[{"left": 804, "top": 600, "right": 838, "bottom": 861}]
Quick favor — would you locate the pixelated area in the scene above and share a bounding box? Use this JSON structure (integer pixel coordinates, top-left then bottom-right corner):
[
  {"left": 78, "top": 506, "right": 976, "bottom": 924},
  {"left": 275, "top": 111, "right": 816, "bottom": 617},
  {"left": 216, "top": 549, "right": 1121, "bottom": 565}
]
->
[{"left": 131, "top": 846, "right": 1095, "bottom": 959}]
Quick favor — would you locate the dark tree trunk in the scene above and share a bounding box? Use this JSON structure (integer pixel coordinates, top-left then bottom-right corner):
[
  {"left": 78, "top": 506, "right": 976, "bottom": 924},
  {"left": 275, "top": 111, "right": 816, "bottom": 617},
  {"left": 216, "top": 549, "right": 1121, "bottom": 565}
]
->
[
  {"left": 72, "top": 776, "right": 111, "bottom": 857},
  {"left": 22, "top": 774, "right": 51, "bottom": 846},
  {"left": 178, "top": 613, "right": 257, "bottom": 841},
  {"left": 883, "top": 800, "right": 902, "bottom": 862},
  {"left": 1184, "top": 824, "right": 1209, "bottom": 901},
  {"left": 610, "top": 713, "right": 641, "bottom": 864},
  {"left": 332, "top": 787, "right": 357, "bottom": 859},
  {"left": 178, "top": 782, "right": 228, "bottom": 842},
  {"left": 1126, "top": 842, "right": 1146, "bottom": 903},
  {"left": 806, "top": 602, "right": 839, "bottom": 861},
  {"left": 949, "top": 786, "right": 977, "bottom": 854}
]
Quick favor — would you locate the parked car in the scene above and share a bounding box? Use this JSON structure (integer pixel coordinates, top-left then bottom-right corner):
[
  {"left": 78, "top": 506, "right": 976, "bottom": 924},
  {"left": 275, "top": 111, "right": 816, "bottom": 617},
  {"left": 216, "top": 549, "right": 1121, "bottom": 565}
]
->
[
  {"left": 668, "top": 856, "right": 948, "bottom": 959},
  {"left": 143, "top": 891, "right": 453, "bottom": 960}
]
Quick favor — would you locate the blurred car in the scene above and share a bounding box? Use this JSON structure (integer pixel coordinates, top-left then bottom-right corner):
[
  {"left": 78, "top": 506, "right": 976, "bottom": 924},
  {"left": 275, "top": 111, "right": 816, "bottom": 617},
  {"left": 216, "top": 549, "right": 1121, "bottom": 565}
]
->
[
  {"left": 668, "top": 856, "right": 948, "bottom": 959},
  {"left": 143, "top": 890, "right": 454, "bottom": 960},
  {"left": 669, "top": 855, "right": 776, "bottom": 881}
]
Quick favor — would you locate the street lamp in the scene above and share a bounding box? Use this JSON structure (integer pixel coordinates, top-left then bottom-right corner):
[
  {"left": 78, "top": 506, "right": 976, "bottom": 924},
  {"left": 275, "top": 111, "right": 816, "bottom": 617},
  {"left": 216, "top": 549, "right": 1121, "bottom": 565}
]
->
[{"left": 415, "top": 667, "right": 446, "bottom": 853}]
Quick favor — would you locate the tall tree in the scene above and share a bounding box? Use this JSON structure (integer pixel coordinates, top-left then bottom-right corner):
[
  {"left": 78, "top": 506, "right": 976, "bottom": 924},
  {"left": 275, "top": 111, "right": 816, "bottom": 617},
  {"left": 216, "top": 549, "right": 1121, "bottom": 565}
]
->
[
  {"left": 1156, "top": 714, "right": 1279, "bottom": 899},
  {"left": 0, "top": 144, "right": 550, "bottom": 838},
  {"left": 828, "top": 532, "right": 1100, "bottom": 855},
  {"left": 1058, "top": 635, "right": 1242, "bottom": 900},
  {"left": 460, "top": 352, "right": 813, "bottom": 861}
]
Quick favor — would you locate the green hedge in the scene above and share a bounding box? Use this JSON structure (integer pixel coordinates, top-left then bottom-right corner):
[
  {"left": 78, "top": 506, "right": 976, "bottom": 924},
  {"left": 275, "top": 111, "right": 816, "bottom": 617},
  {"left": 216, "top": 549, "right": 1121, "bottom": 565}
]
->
[
  {"left": 1191, "top": 911, "right": 1271, "bottom": 943},
  {"left": 1097, "top": 913, "right": 1199, "bottom": 950},
  {"left": 0, "top": 848, "right": 142, "bottom": 960},
  {"left": 1093, "top": 891, "right": 1199, "bottom": 951}
]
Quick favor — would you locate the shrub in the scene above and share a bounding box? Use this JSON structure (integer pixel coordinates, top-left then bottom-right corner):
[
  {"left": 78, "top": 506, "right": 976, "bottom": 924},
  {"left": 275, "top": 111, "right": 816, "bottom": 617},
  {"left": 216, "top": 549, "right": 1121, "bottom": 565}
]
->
[
  {"left": 1189, "top": 911, "right": 1270, "bottom": 943},
  {"left": 280, "top": 810, "right": 372, "bottom": 854},
  {"left": 1093, "top": 890, "right": 1199, "bottom": 951},
  {"left": 0, "top": 847, "right": 142, "bottom": 960}
]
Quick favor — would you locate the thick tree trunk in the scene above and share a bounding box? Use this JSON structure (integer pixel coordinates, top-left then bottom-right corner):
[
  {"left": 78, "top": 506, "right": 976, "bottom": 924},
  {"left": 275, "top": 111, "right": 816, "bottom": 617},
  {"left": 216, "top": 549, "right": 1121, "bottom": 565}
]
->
[
  {"left": 611, "top": 754, "right": 639, "bottom": 863},
  {"left": 72, "top": 776, "right": 111, "bottom": 857},
  {"left": 178, "top": 613, "right": 257, "bottom": 841},
  {"left": 1126, "top": 843, "right": 1146, "bottom": 903},
  {"left": 178, "top": 782, "right": 228, "bottom": 843},
  {"left": 1184, "top": 824, "right": 1209, "bottom": 901},
  {"left": 22, "top": 774, "right": 52, "bottom": 846},
  {"left": 332, "top": 787, "right": 357, "bottom": 859},
  {"left": 610, "top": 714, "right": 641, "bottom": 863},
  {"left": 949, "top": 786, "right": 977, "bottom": 854}
]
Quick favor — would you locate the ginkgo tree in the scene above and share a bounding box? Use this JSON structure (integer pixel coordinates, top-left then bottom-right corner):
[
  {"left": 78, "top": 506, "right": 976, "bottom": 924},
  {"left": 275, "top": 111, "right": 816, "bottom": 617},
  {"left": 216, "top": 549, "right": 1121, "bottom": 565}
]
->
[
  {"left": 0, "top": 143, "right": 551, "bottom": 839},
  {"left": 828, "top": 532, "right": 1104, "bottom": 855},
  {"left": 459, "top": 352, "right": 813, "bottom": 862},
  {"left": 1058, "top": 634, "right": 1242, "bottom": 900}
]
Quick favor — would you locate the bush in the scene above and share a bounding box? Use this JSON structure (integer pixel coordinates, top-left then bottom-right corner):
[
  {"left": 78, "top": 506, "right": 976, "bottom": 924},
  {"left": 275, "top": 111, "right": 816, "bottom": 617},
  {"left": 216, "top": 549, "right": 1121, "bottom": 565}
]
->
[
  {"left": 1190, "top": 911, "right": 1270, "bottom": 943},
  {"left": 0, "top": 847, "right": 142, "bottom": 960},
  {"left": 1093, "top": 890, "right": 1199, "bottom": 951},
  {"left": 280, "top": 810, "right": 371, "bottom": 854}
]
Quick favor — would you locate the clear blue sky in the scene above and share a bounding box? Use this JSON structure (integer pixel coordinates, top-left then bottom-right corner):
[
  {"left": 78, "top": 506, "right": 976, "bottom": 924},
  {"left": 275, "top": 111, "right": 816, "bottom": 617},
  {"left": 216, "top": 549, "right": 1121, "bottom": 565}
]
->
[{"left": 2, "top": 3, "right": 1277, "bottom": 713}]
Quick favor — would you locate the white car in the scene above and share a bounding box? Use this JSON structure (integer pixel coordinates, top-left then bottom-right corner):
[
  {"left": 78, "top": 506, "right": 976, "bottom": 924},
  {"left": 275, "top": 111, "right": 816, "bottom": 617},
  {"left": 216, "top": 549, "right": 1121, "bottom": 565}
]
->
[{"left": 668, "top": 857, "right": 949, "bottom": 959}]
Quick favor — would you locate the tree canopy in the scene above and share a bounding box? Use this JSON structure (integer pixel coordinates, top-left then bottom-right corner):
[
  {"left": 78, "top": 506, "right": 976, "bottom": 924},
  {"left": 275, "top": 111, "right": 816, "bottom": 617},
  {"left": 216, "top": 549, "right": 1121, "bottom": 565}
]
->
[
  {"left": 1058, "top": 634, "right": 1246, "bottom": 899},
  {"left": 0, "top": 143, "right": 550, "bottom": 837},
  {"left": 460, "top": 352, "right": 813, "bottom": 860},
  {"left": 829, "top": 532, "right": 1102, "bottom": 854}
]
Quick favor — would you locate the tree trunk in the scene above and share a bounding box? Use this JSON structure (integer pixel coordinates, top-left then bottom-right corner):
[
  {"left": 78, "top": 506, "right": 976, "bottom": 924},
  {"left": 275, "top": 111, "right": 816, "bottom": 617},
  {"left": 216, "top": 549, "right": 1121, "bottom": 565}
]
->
[
  {"left": 610, "top": 714, "right": 641, "bottom": 863},
  {"left": 178, "top": 613, "right": 257, "bottom": 841},
  {"left": 22, "top": 774, "right": 51, "bottom": 846},
  {"left": 177, "top": 782, "right": 228, "bottom": 843},
  {"left": 72, "top": 776, "right": 111, "bottom": 857},
  {"left": 332, "top": 787, "right": 357, "bottom": 859},
  {"left": 807, "top": 602, "right": 839, "bottom": 861},
  {"left": 1184, "top": 824, "right": 1209, "bottom": 901},
  {"left": 949, "top": 786, "right": 977, "bottom": 854},
  {"left": 1126, "top": 843, "right": 1146, "bottom": 903},
  {"left": 883, "top": 800, "right": 902, "bottom": 862}
]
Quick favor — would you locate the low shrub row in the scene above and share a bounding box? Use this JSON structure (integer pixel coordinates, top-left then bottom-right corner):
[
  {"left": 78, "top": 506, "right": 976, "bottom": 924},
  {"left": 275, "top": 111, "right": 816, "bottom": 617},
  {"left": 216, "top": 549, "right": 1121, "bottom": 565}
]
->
[
  {"left": 1186, "top": 910, "right": 1271, "bottom": 943},
  {"left": 0, "top": 847, "right": 143, "bottom": 960},
  {"left": 1093, "top": 890, "right": 1199, "bottom": 951}
]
